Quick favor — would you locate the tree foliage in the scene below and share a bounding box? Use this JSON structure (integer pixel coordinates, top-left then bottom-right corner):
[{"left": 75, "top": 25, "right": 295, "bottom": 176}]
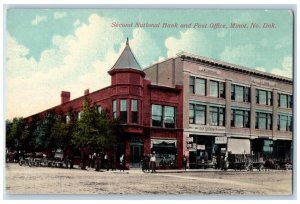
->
[{"left": 71, "top": 98, "right": 120, "bottom": 152}]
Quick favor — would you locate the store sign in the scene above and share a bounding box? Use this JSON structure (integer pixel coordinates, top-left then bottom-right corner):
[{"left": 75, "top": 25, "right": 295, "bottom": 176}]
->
[
  {"left": 197, "top": 144, "right": 205, "bottom": 150},
  {"left": 189, "top": 124, "right": 225, "bottom": 133},
  {"left": 215, "top": 137, "right": 227, "bottom": 144},
  {"left": 199, "top": 67, "right": 220, "bottom": 75},
  {"left": 187, "top": 137, "right": 194, "bottom": 143}
]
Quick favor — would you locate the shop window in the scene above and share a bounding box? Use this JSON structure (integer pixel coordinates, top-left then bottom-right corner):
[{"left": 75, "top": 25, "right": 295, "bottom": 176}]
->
[
  {"left": 210, "top": 80, "right": 225, "bottom": 98},
  {"left": 256, "top": 89, "right": 272, "bottom": 105},
  {"left": 112, "top": 100, "right": 117, "bottom": 119},
  {"left": 210, "top": 106, "right": 225, "bottom": 126},
  {"left": 152, "top": 104, "right": 176, "bottom": 128},
  {"left": 120, "top": 99, "right": 127, "bottom": 123},
  {"left": 189, "top": 103, "right": 206, "bottom": 125},
  {"left": 131, "top": 100, "right": 138, "bottom": 124},
  {"left": 255, "top": 112, "right": 272, "bottom": 130},
  {"left": 231, "top": 84, "right": 250, "bottom": 102},
  {"left": 231, "top": 109, "right": 250, "bottom": 128}
]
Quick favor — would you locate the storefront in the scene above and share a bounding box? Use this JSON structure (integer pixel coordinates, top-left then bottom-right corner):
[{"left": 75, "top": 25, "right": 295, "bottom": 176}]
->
[
  {"left": 150, "top": 139, "right": 177, "bottom": 167},
  {"left": 227, "top": 138, "right": 251, "bottom": 154}
]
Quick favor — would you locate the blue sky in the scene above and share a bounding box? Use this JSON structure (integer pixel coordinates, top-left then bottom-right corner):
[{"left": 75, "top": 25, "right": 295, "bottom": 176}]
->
[{"left": 6, "top": 9, "right": 293, "bottom": 119}]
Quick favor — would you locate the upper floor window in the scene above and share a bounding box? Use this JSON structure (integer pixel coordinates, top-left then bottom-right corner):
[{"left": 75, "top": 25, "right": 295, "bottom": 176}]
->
[
  {"left": 112, "top": 100, "right": 117, "bottom": 119},
  {"left": 190, "top": 76, "right": 206, "bottom": 96},
  {"left": 278, "top": 93, "right": 293, "bottom": 108},
  {"left": 131, "top": 100, "right": 138, "bottom": 124},
  {"left": 97, "top": 105, "right": 102, "bottom": 114},
  {"left": 256, "top": 89, "right": 272, "bottom": 105},
  {"left": 210, "top": 106, "right": 225, "bottom": 126},
  {"left": 152, "top": 104, "right": 176, "bottom": 128},
  {"left": 210, "top": 80, "right": 225, "bottom": 98},
  {"left": 277, "top": 115, "right": 292, "bottom": 131},
  {"left": 231, "top": 84, "right": 250, "bottom": 102},
  {"left": 120, "top": 99, "right": 127, "bottom": 123},
  {"left": 189, "top": 104, "right": 206, "bottom": 125},
  {"left": 255, "top": 112, "right": 272, "bottom": 130},
  {"left": 231, "top": 109, "right": 250, "bottom": 128}
]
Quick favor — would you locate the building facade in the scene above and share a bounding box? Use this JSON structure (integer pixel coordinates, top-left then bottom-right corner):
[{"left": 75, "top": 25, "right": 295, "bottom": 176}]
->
[
  {"left": 144, "top": 52, "right": 293, "bottom": 168},
  {"left": 26, "top": 40, "right": 184, "bottom": 169}
]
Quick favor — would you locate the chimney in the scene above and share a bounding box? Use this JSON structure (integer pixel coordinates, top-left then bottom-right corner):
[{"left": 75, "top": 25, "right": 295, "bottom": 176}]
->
[
  {"left": 84, "top": 89, "right": 89, "bottom": 96},
  {"left": 61, "top": 91, "right": 70, "bottom": 104}
]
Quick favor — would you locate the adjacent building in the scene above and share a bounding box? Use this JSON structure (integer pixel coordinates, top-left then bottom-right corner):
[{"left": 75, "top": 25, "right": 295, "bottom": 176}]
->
[{"left": 145, "top": 52, "right": 293, "bottom": 168}]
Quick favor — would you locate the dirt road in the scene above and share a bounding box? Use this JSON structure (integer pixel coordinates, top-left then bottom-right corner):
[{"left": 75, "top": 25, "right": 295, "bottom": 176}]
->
[{"left": 5, "top": 163, "right": 292, "bottom": 196}]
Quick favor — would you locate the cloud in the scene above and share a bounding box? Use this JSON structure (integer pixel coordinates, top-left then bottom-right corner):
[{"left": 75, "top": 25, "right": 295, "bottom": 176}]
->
[
  {"left": 271, "top": 56, "right": 293, "bottom": 78},
  {"left": 31, "top": 15, "right": 47, "bottom": 26},
  {"left": 255, "top": 67, "right": 266, "bottom": 72},
  {"left": 6, "top": 13, "right": 161, "bottom": 119},
  {"left": 219, "top": 44, "right": 261, "bottom": 67},
  {"left": 73, "top": 19, "right": 81, "bottom": 27},
  {"left": 165, "top": 30, "right": 209, "bottom": 58},
  {"left": 53, "top": 12, "right": 67, "bottom": 20},
  {"left": 130, "top": 28, "right": 161, "bottom": 67}
]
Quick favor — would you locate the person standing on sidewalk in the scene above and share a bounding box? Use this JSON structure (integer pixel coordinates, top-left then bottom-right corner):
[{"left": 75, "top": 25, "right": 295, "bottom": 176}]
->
[
  {"left": 119, "top": 154, "right": 125, "bottom": 172},
  {"left": 150, "top": 153, "right": 156, "bottom": 173},
  {"left": 104, "top": 152, "right": 109, "bottom": 171},
  {"left": 183, "top": 155, "right": 188, "bottom": 171}
]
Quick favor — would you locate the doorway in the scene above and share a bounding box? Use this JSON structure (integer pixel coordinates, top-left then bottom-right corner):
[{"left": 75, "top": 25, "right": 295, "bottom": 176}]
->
[{"left": 130, "top": 144, "right": 143, "bottom": 168}]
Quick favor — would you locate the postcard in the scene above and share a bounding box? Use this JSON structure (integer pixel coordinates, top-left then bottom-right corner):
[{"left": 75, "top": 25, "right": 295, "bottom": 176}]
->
[{"left": 5, "top": 7, "right": 294, "bottom": 198}]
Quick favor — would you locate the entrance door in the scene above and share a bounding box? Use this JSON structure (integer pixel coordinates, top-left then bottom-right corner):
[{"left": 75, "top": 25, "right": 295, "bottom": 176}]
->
[{"left": 130, "top": 144, "right": 143, "bottom": 168}]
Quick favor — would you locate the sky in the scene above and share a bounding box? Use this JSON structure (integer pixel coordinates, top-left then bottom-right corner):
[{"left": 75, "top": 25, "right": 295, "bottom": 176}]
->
[{"left": 5, "top": 9, "right": 294, "bottom": 120}]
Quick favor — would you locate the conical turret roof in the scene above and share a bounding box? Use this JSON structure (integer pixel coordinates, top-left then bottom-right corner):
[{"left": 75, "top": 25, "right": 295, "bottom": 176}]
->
[{"left": 110, "top": 38, "right": 142, "bottom": 71}]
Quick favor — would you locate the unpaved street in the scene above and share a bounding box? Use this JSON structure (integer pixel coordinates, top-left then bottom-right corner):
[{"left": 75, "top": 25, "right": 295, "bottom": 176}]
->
[{"left": 5, "top": 163, "right": 292, "bottom": 195}]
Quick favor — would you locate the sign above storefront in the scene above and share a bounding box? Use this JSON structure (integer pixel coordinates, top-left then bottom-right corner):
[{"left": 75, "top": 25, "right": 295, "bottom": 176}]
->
[
  {"left": 215, "top": 137, "right": 227, "bottom": 144},
  {"left": 197, "top": 144, "right": 205, "bottom": 150},
  {"left": 188, "top": 125, "right": 226, "bottom": 133}
]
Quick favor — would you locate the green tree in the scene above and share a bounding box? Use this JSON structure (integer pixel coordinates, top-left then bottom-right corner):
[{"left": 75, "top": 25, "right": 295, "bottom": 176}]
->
[
  {"left": 6, "top": 117, "right": 25, "bottom": 150},
  {"left": 34, "top": 112, "right": 56, "bottom": 151},
  {"left": 72, "top": 98, "right": 120, "bottom": 169}
]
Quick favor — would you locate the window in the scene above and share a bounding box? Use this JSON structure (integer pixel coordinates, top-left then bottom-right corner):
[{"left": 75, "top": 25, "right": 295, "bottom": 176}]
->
[
  {"left": 255, "top": 112, "right": 272, "bottom": 130},
  {"left": 120, "top": 99, "right": 127, "bottom": 123},
  {"left": 256, "top": 89, "right": 272, "bottom": 105},
  {"left": 97, "top": 105, "right": 102, "bottom": 114},
  {"left": 189, "top": 77, "right": 195, "bottom": 94},
  {"left": 152, "top": 104, "right": 176, "bottom": 128},
  {"left": 278, "top": 93, "right": 293, "bottom": 108},
  {"left": 210, "top": 80, "right": 225, "bottom": 98},
  {"left": 231, "top": 84, "right": 250, "bottom": 102},
  {"left": 210, "top": 107, "right": 225, "bottom": 126},
  {"left": 195, "top": 78, "right": 206, "bottom": 95},
  {"left": 131, "top": 100, "right": 138, "bottom": 124},
  {"left": 278, "top": 115, "right": 293, "bottom": 131},
  {"left": 231, "top": 109, "right": 250, "bottom": 128},
  {"left": 112, "top": 100, "right": 117, "bottom": 119},
  {"left": 152, "top": 105, "right": 163, "bottom": 127},
  {"left": 190, "top": 77, "right": 206, "bottom": 95},
  {"left": 189, "top": 104, "right": 206, "bottom": 125},
  {"left": 164, "top": 106, "right": 176, "bottom": 128}
]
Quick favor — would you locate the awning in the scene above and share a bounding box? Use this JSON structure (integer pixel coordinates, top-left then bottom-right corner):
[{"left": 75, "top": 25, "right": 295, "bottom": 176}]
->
[
  {"left": 227, "top": 138, "right": 250, "bottom": 154},
  {"left": 151, "top": 139, "right": 177, "bottom": 148}
]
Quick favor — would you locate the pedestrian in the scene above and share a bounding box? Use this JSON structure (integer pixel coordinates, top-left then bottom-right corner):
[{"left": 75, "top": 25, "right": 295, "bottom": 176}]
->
[
  {"left": 104, "top": 152, "right": 109, "bottom": 171},
  {"left": 119, "top": 154, "right": 125, "bottom": 172},
  {"left": 95, "top": 153, "right": 101, "bottom": 171},
  {"left": 183, "top": 155, "right": 188, "bottom": 171},
  {"left": 150, "top": 153, "right": 156, "bottom": 173}
]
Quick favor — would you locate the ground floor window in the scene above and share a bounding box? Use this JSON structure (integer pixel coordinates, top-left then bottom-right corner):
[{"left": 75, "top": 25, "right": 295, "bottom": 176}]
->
[{"left": 151, "top": 139, "right": 177, "bottom": 167}]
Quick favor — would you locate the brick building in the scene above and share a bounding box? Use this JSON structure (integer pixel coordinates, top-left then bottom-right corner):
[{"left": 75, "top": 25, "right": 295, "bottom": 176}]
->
[
  {"left": 26, "top": 39, "right": 184, "bottom": 169},
  {"left": 145, "top": 52, "right": 293, "bottom": 168}
]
